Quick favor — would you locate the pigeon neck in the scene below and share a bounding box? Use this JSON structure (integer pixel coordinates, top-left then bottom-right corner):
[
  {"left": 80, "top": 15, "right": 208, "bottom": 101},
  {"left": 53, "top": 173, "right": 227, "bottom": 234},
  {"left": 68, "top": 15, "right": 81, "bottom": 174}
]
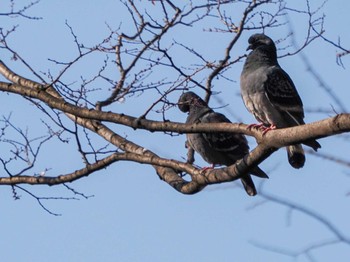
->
[
  {"left": 189, "top": 106, "right": 212, "bottom": 120},
  {"left": 246, "top": 46, "right": 278, "bottom": 68}
]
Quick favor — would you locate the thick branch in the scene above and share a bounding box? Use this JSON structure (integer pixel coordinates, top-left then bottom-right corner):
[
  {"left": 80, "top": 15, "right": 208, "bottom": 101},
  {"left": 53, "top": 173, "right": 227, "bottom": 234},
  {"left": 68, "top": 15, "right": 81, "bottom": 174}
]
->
[
  {"left": 1, "top": 62, "right": 350, "bottom": 194},
  {"left": 1, "top": 79, "right": 350, "bottom": 144}
]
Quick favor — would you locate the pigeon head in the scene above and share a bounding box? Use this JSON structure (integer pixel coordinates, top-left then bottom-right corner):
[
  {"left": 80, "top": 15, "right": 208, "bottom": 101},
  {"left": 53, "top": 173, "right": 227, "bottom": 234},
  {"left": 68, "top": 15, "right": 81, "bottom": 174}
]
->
[
  {"left": 178, "top": 91, "right": 207, "bottom": 113},
  {"left": 246, "top": 34, "right": 276, "bottom": 51}
]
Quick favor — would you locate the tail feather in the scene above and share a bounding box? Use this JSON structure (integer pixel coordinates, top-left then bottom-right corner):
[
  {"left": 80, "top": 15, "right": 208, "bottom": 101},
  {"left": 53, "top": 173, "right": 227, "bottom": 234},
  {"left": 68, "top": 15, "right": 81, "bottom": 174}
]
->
[
  {"left": 287, "top": 144, "right": 305, "bottom": 169},
  {"left": 303, "top": 139, "right": 321, "bottom": 151},
  {"left": 240, "top": 175, "right": 257, "bottom": 196},
  {"left": 251, "top": 166, "right": 269, "bottom": 179}
]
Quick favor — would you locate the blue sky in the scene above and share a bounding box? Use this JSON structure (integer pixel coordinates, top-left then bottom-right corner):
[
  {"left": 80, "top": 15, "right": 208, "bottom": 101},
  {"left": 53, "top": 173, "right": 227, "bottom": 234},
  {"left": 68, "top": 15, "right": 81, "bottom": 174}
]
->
[{"left": 1, "top": 1, "right": 350, "bottom": 261}]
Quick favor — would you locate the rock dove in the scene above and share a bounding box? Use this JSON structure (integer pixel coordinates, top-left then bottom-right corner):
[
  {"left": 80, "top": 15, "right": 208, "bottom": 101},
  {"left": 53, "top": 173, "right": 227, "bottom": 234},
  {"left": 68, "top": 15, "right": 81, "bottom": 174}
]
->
[
  {"left": 240, "top": 33, "right": 321, "bottom": 169},
  {"left": 178, "top": 91, "right": 268, "bottom": 196}
]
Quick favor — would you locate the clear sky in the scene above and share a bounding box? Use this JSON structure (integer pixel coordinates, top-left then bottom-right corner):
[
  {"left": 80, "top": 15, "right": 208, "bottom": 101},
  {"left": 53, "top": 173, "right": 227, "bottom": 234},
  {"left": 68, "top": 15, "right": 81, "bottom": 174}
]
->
[{"left": 1, "top": 1, "right": 350, "bottom": 262}]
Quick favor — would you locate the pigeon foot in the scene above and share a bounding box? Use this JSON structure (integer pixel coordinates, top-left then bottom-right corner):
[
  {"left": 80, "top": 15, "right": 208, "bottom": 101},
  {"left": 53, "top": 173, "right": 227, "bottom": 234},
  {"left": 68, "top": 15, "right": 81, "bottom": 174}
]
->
[
  {"left": 200, "top": 164, "right": 216, "bottom": 174},
  {"left": 261, "top": 124, "right": 276, "bottom": 135},
  {"left": 247, "top": 123, "right": 265, "bottom": 130}
]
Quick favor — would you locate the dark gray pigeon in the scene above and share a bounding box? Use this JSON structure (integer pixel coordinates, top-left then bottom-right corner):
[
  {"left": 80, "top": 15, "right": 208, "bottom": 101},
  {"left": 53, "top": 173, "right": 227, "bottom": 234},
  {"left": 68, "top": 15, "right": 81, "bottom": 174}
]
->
[
  {"left": 178, "top": 91, "right": 268, "bottom": 196},
  {"left": 240, "top": 33, "right": 321, "bottom": 169}
]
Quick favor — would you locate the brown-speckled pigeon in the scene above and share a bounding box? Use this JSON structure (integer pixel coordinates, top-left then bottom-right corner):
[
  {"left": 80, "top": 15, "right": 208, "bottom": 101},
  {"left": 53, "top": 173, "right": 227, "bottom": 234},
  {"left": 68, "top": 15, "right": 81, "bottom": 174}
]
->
[
  {"left": 178, "top": 91, "right": 268, "bottom": 196},
  {"left": 240, "top": 33, "right": 321, "bottom": 169}
]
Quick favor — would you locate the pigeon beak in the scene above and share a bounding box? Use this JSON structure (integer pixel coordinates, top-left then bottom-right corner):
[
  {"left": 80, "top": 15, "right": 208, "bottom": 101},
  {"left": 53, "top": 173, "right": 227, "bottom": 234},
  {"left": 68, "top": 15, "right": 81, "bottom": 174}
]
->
[{"left": 246, "top": 44, "right": 253, "bottom": 51}]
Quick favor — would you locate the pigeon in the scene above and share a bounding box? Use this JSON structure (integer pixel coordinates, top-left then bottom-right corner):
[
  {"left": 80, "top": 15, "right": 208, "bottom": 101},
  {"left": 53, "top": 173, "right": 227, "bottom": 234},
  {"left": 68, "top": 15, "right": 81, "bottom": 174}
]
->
[
  {"left": 240, "top": 33, "right": 321, "bottom": 169},
  {"left": 178, "top": 91, "right": 268, "bottom": 196}
]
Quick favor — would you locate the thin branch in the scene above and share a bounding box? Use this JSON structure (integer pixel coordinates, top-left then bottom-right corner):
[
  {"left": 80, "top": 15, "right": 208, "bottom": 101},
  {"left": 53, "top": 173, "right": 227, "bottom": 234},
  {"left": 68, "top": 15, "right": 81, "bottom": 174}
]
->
[
  {"left": 259, "top": 191, "right": 350, "bottom": 242},
  {"left": 0, "top": 0, "right": 42, "bottom": 20},
  {"left": 250, "top": 189, "right": 350, "bottom": 259}
]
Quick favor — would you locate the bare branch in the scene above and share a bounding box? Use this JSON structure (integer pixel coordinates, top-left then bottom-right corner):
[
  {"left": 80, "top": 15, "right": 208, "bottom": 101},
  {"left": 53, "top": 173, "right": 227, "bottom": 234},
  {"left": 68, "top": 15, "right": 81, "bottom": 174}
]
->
[
  {"left": 0, "top": 0, "right": 42, "bottom": 20},
  {"left": 250, "top": 190, "right": 350, "bottom": 258}
]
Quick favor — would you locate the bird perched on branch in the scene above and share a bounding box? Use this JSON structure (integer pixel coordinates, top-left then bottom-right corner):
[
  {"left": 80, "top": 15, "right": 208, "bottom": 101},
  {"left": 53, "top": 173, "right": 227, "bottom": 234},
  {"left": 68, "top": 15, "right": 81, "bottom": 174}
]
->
[
  {"left": 240, "top": 33, "right": 321, "bottom": 169},
  {"left": 178, "top": 91, "right": 268, "bottom": 196}
]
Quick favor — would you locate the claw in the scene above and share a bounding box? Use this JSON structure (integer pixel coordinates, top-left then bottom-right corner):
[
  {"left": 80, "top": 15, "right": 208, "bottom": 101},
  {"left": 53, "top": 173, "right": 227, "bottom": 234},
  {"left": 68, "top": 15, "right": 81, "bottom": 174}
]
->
[
  {"left": 261, "top": 124, "right": 276, "bottom": 135},
  {"left": 247, "top": 123, "right": 276, "bottom": 134},
  {"left": 202, "top": 164, "right": 215, "bottom": 171},
  {"left": 247, "top": 123, "right": 265, "bottom": 130},
  {"left": 200, "top": 164, "right": 216, "bottom": 174}
]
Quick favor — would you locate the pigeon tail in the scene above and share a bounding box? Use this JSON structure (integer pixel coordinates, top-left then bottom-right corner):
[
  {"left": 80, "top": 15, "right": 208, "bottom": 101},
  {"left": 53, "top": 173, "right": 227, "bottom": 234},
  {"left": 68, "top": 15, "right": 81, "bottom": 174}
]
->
[
  {"left": 287, "top": 144, "right": 305, "bottom": 169},
  {"left": 251, "top": 166, "right": 269, "bottom": 179},
  {"left": 240, "top": 175, "right": 257, "bottom": 196},
  {"left": 303, "top": 139, "right": 321, "bottom": 152}
]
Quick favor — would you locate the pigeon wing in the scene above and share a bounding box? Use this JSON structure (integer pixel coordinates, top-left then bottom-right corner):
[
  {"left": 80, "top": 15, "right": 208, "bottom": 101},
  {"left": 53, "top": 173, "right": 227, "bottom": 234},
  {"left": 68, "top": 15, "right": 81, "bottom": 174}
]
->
[
  {"left": 264, "top": 66, "right": 305, "bottom": 123},
  {"left": 200, "top": 112, "right": 249, "bottom": 154}
]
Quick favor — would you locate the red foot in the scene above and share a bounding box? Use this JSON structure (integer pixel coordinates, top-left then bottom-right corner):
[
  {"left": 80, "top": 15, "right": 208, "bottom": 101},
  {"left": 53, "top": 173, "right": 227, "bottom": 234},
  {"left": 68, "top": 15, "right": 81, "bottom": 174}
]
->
[
  {"left": 247, "top": 123, "right": 276, "bottom": 135},
  {"left": 199, "top": 164, "right": 217, "bottom": 175},
  {"left": 247, "top": 123, "right": 265, "bottom": 130},
  {"left": 261, "top": 124, "right": 276, "bottom": 135},
  {"left": 201, "top": 164, "right": 215, "bottom": 171}
]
